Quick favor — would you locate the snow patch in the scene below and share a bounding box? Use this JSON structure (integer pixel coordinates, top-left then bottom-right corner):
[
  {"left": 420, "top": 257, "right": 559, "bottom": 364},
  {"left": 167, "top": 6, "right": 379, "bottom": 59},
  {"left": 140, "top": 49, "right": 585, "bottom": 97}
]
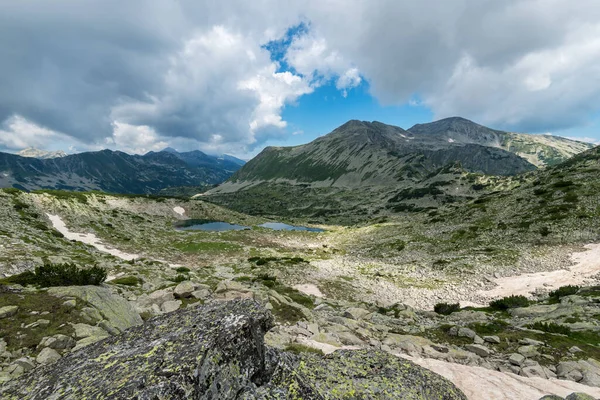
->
[
  {"left": 47, "top": 213, "right": 139, "bottom": 261},
  {"left": 479, "top": 242, "right": 600, "bottom": 300},
  {"left": 173, "top": 206, "right": 185, "bottom": 216},
  {"left": 448, "top": 138, "right": 455, "bottom": 143},
  {"left": 293, "top": 284, "right": 324, "bottom": 298}
]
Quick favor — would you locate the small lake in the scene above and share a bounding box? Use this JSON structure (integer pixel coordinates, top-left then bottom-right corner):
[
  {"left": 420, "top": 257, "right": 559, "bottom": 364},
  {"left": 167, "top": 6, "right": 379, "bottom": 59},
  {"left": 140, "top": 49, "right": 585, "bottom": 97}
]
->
[
  {"left": 258, "top": 222, "right": 325, "bottom": 232},
  {"left": 175, "top": 220, "right": 249, "bottom": 231},
  {"left": 175, "top": 219, "right": 324, "bottom": 232}
]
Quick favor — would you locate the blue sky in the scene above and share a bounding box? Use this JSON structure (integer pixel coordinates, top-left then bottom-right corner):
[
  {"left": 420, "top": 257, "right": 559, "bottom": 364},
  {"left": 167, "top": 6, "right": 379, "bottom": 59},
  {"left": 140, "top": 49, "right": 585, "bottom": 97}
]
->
[{"left": 0, "top": 1, "right": 599, "bottom": 157}]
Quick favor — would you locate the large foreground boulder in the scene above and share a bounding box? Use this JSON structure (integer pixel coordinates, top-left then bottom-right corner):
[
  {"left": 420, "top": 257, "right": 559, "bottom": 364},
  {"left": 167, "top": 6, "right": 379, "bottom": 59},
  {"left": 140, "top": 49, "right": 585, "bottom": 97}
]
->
[{"left": 0, "top": 300, "right": 466, "bottom": 399}]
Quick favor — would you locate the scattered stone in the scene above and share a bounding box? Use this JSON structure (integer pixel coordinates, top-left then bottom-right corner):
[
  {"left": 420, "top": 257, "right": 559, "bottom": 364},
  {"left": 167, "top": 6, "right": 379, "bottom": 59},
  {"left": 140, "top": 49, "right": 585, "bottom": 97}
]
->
[
  {"left": 35, "top": 348, "right": 61, "bottom": 365},
  {"left": 72, "top": 323, "right": 109, "bottom": 340},
  {"left": 509, "top": 353, "right": 526, "bottom": 366},
  {"left": 13, "top": 358, "right": 35, "bottom": 372},
  {"left": 38, "top": 334, "right": 75, "bottom": 350},
  {"left": 565, "top": 393, "right": 597, "bottom": 400},
  {"left": 161, "top": 300, "right": 182, "bottom": 313},
  {"left": 62, "top": 299, "right": 77, "bottom": 309},
  {"left": 465, "top": 344, "right": 491, "bottom": 358},
  {"left": 569, "top": 346, "right": 583, "bottom": 353},
  {"left": 48, "top": 286, "right": 142, "bottom": 333},
  {"left": 0, "top": 306, "right": 18, "bottom": 319},
  {"left": 518, "top": 345, "right": 539, "bottom": 358},
  {"left": 173, "top": 281, "right": 195, "bottom": 299},
  {"left": 343, "top": 307, "right": 371, "bottom": 320},
  {"left": 483, "top": 335, "right": 500, "bottom": 344},
  {"left": 191, "top": 289, "right": 211, "bottom": 300},
  {"left": 473, "top": 335, "right": 484, "bottom": 344},
  {"left": 519, "top": 338, "right": 545, "bottom": 346}
]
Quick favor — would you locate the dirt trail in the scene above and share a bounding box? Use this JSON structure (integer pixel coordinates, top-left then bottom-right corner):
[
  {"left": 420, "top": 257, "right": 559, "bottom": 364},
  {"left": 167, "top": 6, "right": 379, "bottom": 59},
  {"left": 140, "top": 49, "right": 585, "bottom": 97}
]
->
[{"left": 479, "top": 243, "right": 600, "bottom": 300}]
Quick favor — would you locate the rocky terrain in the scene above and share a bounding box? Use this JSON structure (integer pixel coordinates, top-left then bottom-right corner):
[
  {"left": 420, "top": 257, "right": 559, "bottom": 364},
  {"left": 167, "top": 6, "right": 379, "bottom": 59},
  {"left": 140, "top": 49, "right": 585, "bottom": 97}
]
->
[{"left": 0, "top": 138, "right": 599, "bottom": 398}]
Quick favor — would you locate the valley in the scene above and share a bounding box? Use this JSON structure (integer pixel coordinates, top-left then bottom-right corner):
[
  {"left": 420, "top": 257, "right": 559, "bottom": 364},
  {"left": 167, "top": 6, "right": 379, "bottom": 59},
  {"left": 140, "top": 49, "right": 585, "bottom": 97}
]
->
[{"left": 1, "top": 118, "right": 599, "bottom": 399}]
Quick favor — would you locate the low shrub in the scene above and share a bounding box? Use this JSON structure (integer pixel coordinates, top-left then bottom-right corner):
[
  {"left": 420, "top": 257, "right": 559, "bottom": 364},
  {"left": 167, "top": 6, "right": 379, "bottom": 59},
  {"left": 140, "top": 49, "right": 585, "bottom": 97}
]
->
[
  {"left": 489, "top": 295, "right": 530, "bottom": 311},
  {"left": 434, "top": 302, "right": 461, "bottom": 315},
  {"left": 111, "top": 276, "right": 142, "bottom": 286},
  {"left": 528, "top": 321, "right": 572, "bottom": 335},
  {"left": 549, "top": 285, "right": 579, "bottom": 300},
  {"left": 1, "top": 263, "right": 107, "bottom": 287},
  {"left": 175, "top": 267, "right": 191, "bottom": 273}
]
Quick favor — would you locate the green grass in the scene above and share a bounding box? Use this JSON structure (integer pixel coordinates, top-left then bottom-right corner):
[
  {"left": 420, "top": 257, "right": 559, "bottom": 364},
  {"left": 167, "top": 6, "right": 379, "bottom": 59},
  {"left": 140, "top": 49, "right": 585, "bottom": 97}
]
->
[
  {"left": 0, "top": 290, "right": 84, "bottom": 352},
  {"left": 175, "top": 241, "right": 242, "bottom": 253},
  {"left": 110, "top": 276, "right": 142, "bottom": 286}
]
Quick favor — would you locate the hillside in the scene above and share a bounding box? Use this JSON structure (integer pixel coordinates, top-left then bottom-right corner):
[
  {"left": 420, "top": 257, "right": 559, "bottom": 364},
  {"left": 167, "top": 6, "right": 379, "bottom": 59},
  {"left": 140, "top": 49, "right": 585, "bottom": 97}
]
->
[
  {"left": 205, "top": 118, "right": 592, "bottom": 221},
  {"left": 0, "top": 149, "right": 242, "bottom": 194}
]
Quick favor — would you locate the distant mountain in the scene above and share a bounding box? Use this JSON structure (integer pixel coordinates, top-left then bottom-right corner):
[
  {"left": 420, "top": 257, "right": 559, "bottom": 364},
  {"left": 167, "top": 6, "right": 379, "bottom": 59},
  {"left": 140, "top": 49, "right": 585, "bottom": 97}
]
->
[
  {"left": 0, "top": 149, "right": 242, "bottom": 194},
  {"left": 148, "top": 149, "right": 244, "bottom": 172},
  {"left": 408, "top": 117, "right": 594, "bottom": 167},
  {"left": 204, "top": 118, "right": 594, "bottom": 221},
  {"left": 17, "top": 147, "right": 67, "bottom": 159},
  {"left": 221, "top": 154, "right": 246, "bottom": 167}
]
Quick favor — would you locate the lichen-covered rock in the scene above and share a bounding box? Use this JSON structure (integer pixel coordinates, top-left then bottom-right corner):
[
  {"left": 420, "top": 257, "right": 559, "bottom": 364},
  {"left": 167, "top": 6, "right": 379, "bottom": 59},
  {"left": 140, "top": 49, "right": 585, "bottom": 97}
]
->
[
  {"left": 0, "top": 300, "right": 467, "bottom": 399},
  {"left": 0, "top": 305, "right": 18, "bottom": 319},
  {"left": 48, "top": 285, "right": 142, "bottom": 332}
]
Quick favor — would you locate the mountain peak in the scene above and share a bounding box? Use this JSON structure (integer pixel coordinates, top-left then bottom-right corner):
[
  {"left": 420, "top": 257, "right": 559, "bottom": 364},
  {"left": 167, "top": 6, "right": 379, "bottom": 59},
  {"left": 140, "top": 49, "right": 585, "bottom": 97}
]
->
[
  {"left": 17, "top": 147, "right": 67, "bottom": 159},
  {"left": 161, "top": 147, "right": 179, "bottom": 154}
]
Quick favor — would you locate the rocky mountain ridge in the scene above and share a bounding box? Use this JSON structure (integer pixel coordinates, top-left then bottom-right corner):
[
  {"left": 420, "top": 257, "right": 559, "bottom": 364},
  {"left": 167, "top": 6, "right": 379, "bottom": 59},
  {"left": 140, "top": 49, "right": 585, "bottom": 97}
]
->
[
  {"left": 0, "top": 148, "right": 243, "bottom": 194},
  {"left": 16, "top": 148, "right": 67, "bottom": 159}
]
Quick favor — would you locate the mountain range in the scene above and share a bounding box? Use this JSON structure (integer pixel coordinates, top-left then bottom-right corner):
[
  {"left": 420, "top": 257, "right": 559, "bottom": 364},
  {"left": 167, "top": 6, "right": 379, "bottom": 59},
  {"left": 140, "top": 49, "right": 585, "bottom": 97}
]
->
[
  {"left": 205, "top": 117, "right": 594, "bottom": 221},
  {"left": 0, "top": 148, "right": 244, "bottom": 194},
  {"left": 16, "top": 148, "right": 67, "bottom": 159}
]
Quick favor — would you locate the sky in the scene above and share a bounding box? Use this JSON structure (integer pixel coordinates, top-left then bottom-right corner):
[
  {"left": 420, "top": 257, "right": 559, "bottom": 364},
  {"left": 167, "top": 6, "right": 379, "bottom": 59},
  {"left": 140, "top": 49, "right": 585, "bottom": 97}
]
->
[{"left": 0, "top": 0, "right": 599, "bottom": 158}]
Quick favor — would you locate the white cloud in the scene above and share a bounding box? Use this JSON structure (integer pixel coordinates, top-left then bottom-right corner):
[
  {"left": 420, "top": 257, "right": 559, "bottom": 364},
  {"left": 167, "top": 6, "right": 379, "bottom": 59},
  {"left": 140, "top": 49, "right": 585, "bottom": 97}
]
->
[
  {"left": 0, "top": 115, "right": 74, "bottom": 150},
  {"left": 2, "top": 0, "right": 600, "bottom": 155}
]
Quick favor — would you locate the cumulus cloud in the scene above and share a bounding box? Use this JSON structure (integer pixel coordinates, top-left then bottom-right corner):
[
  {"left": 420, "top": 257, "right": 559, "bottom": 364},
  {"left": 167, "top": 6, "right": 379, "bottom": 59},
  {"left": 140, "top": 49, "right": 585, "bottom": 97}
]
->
[{"left": 1, "top": 0, "right": 599, "bottom": 155}]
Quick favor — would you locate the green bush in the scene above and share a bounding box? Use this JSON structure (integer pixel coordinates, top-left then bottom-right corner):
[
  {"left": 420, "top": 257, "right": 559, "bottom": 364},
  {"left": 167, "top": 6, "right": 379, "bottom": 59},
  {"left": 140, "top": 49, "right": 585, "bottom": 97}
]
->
[
  {"left": 1, "top": 263, "right": 107, "bottom": 287},
  {"left": 528, "top": 321, "right": 572, "bottom": 335},
  {"left": 175, "top": 267, "right": 190, "bottom": 273},
  {"left": 434, "top": 302, "right": 461, "bottom": 315},
  {"left": 489, "top": 295, "right": 530, "bottom": 311},
  {"left": 171, "top": 274, "right": 187, "bottom": 283},
  {"left": 549, "top": 285, "right": 579, "bottom": 300},
  {"left": 111, "top": 276, "right": 142, "bottom": 286}
]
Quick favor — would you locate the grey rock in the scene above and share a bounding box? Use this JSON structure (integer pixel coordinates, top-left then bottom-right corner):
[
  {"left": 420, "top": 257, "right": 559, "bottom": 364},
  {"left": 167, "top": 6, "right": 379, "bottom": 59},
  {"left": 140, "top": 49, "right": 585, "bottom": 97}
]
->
[
  {"left": 509, "top": 353, "right": 526, "bottom": 366},
  {"left": 519, "top": 338, "right": 545, "bottom": 346},
  {"left": 565, "top": 394, "right": 596, "bottom": 400},
  {"left": 0, "top": 306, "right": 18, "bottom": 319},
  {"left": 62, "top": 299, "right": 77, "bottom": 309},
  {"left": 464, "top": 344, "right": 491, "bottom": 358},
  {"left": 35, "top": 348, "right": 61, "bottom": 365},
  {"left": 13, "top": 358, "right": 35, "bottom": 372},
  {"left": 538, "top": 396, "right": 564, "bottom": 400},
  {"left": 473, "top": 335, "right": 484, "bottom": 344},
  {"left": 191, "top": 289, "right": 211, "bottom": 300},
  {"left": 518, "top": 345, "right": 539, "bottom": 358},
  {"left": 161, "top": 300, "right": 182, "bottom": 313},
  {"left": 0, "top": 300, "right": 468, "bottom": 400},
  {"left": 72, "top": 323, "right": 109, "bottom": 340},
  {"left": 38, "top": 334, "right": 75, "bottom": 350},
  {"left": 173, "top": 281, "right": 195, "bottom": 299},
  {"left": 48, "top": 286, "right": 142, "bottom": 333},
  {"left": 457, "top": 327, "right": 477, "bottom": 339},
  {"left": 343, "top": 307, "right": 370, "bottom": 320},
  {"left": 483, "top": 335, "right": 500, "bottom": 344}
]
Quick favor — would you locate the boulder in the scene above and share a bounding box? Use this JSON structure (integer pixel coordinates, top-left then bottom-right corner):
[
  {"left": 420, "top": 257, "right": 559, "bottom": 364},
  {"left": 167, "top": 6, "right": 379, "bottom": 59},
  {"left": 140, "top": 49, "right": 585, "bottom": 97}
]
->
[
  {"left": 0, "top": 306, "right": 18, "bottom": 319},
  {"left": 518, "top": 345, "right": 539, "bottom": 358},
  {"left": 72, "top": 323, "right": 110, "bottom": 340},
  {"left": 173, "top": 281, "right": 195, "bottom": 299},
  {"left": 38, "top": 334, "right": 76, "bottom": 350},
  {"left": 161, "top": 300, "right": 182, "bottom": 313},
  {"left": 0, "top": 300, "right": 467, "bottom": 400},
  {"left": 483, "top": 335, "right": 500, "bottom": 344},
  {"left": 48, "top": 286, "right": 142, "bottom": 333},
  {"left": 509, "top": 353, "right": 526, "bottom": 366},
  {"left": 565, "top": 394, "right": 597, "bottom": 400},
  {"left": 464, "top": 344, "right": 491, "bottom": 358},
  {"left": 343, "top": 307, "right": 371, "bottom": 320},
  {"left": 35, "top": 348, "right": 61, "bottom": 365}
]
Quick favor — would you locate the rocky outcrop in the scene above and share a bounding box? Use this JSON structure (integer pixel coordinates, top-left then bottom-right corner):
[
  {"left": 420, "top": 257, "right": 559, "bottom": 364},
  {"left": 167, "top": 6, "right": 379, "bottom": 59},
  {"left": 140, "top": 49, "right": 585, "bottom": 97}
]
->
[
  {"left": 48, "top": 285, "right": 142, "bottom": 332},
  {"left": 0, "top": 300, "right": 466, "bottom": 399}
]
